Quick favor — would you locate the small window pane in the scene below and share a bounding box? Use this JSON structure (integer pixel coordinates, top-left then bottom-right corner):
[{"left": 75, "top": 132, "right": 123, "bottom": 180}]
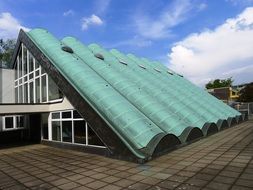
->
[
  {"left": 35, "top": 70, "right": 40, "bottom": 76},
  {"left": 52, "top": 121, "right": 61, "bottom": 141},
  {"left": 41, "top": 75, "right": 47, "bottom": 102},
  {"left": 29, "top": 82, "right": 34, "bottom": 103},
  {"left": 19, "top": 54, "right": 22, "bottom": 78},
  {"left": 41, "top": 67, "right": 46, "bottom": 74},
  {"left": 35, "top": 78, "right": 40, "bottom": 103},
  {"left": 23, "top": 46, "right": 27, "bottom": 76},
  {"left": 62, "top": 121, "right": 72, "bottom": 142},
  {"left": 74, "top": 121, "right": 86, "bottom": 144},
  {"left": 42, "top": 114, "right": 49, "bottom": 139},
  {"left": 24, "top": 83, "right": 28, "bottom": 103},
  {"left": 35, "top": 59, "right": 39, "bottom": 69},
  {"left": 73, "top": 110, "right": 82, "bottom": 118},
  {"left": 5, "top": 117, "right": 14, "bottom": 129},
  {"left": 62, "top": 111, "right": 71, "bottom": 119},
  {"left": 18, "top": 86, "right": 23, "bottom": 103},
  {"left": 29, "top": 54, "right": 34, "bottom": 72},
  {"left": 52, "top": 112, "right": 60, "bottom": 119},
  {"left": 29, "top": 73, "right": 33, "bottom": 80},
  {"left": 88, "top": 124, "right": 104, "bottom": 146},
  {"left": 48, "top": 76, "right": 62, "bottom": 101}
]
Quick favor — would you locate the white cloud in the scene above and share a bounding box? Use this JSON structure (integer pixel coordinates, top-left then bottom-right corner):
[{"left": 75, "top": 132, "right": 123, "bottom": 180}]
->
[
  {"left": 81, "top": 14, "right": 103, "bottom": 31},
  {"left": 226, "top": 0, "right": 253, "bottom": 6},
  {"left": 168, "top": 7, "right": 253, "bottom": 86},
  {"left": 134, "top": 0, "right": 195, "bottom": 39},
  {"left": 0, "top": 12, "right": 30, "bottom": 39},
  {"left": 63, "top": 10, "right": 74, "bottom": 17}
]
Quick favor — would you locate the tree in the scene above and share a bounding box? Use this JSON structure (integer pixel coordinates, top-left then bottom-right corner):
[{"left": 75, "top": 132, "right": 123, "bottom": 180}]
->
[
  {"left": 205, "top": 77, "right": 233, "bottom": 89},
  {"left": 0, "top": 39, "right": 16, "bottom": 68},
  {"left": 238, "top": 83, "right": 253, "bottom": 102}
]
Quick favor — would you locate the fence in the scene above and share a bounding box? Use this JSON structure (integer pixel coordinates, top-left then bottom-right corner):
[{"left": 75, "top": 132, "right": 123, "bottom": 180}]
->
[{"left": 231, "top": 102, "right": 253, "bottom": 119}]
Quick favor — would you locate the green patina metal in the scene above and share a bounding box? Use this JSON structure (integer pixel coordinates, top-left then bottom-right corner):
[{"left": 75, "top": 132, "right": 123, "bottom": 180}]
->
[{"left": 26, "top": 28, "right": 241, "bottom": 159}]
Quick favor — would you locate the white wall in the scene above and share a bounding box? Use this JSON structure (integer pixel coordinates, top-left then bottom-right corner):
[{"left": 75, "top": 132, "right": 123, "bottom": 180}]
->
[{"left": 0, "top": 68, "right": 15, "bottom": 103}]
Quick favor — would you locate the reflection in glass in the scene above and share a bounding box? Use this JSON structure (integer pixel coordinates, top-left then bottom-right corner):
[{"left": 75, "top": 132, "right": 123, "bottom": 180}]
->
[
  {"left": 73, "top": 110, "right": 82, "bottom": 118},
  {"left": 24, "top": 83, "right": 28, "bottom": 103},
  {"left": 52, "top": 112, "right": 60, "bottom": 119},
  {"left": 23, "top": 46, "right": 27, "bottom": 76},
  {"left": 62, "top": 121, "right": 72, "bottom": 142},
  {"left": 62, "top": 111, "right": 71, "bottom": 119},
  {"left": 29, "top": 82, "right": 34, "bottom": 103},
  {"left": 52, "top": 121, "right": 61, "bottom": 141},
  {"left": 88, "top": 124, "right": 104, "bottom": 146},
  {"left": 41, "top": 75, "right": 47, "bottom": 102},
  {"left": 29, "top": 53, "right": 34, "bottom": 73},
  {"left": 48, "top": 76, "right": 62, "bottom": 101},
  {"left": 35, "top": 78, "right": 40, "bottom": 103},
  {"left": 42, "top": 113, "right": 49, "bottom": 139},
  {"left": 5, "top": 117, "right": 14, "bottom": 129},
  {"left": 74, "top": 121, "right": 86, "bottom": 144}
]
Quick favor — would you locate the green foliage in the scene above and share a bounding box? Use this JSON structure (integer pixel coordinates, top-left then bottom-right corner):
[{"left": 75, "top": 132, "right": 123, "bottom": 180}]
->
[
  {"left": 0, "top": 39, "right": 16, "bottom": 68},
  {"left": 238, "top": 83, "right": 253, "bottom": 102},
  {"left": 205, "top": 77, "right": 233, "bottom": 89}
]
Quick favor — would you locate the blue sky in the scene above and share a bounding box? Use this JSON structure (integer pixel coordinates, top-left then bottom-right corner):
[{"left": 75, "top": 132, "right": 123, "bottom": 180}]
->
[{"left": 0, "top": 0, "right": 253, "bottom": 86}]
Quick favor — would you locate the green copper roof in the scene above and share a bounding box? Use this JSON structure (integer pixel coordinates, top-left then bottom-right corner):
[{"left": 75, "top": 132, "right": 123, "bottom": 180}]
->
[{"left": 26, "top": 28, "right": 242, "bottom": 159}]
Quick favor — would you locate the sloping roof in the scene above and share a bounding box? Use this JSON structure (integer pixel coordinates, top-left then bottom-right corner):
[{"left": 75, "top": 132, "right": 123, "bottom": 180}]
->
[{"left": 13, "top": 28, "right": 243, "bottom": 161}]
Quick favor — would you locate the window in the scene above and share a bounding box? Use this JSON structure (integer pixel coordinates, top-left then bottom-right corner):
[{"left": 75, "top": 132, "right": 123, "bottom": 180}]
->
[
  {"left": 62, "top": 121, "right": 72, "bottom": 142},
  {"left": 14, "top": 43, "right": 63, "bottom": 104},
  {"left": 49, "top": 110, "right": 105, "bottom": 147},
  {"left": 2, "top": 115, "right": 26, "bottom": 131},
  {"left": 52, "top": 121, "right": 61, "bottom": 141},
  {"left": 88, "top": 124, "right": 104, "bottom": 146},
  {"left": 28, "top": 53, "right": 34, "bottom": 73},
  {"left": 41, "top": 75, "right": 47, "bottom": 102},
  {"left": 48, "top": 76, "right": 63, "bottom": 101},
  {"left": 74, "top": 120, "right": 86, "bottom": 144},
  {"left": 35, "top": 78, "right": 40, "bottom": 103},
  {"left": 5, "top": 117, "right": 14, "bottom": 129},
  {"left": 42, "top": 113, "right": 49, "bottom": 139}
]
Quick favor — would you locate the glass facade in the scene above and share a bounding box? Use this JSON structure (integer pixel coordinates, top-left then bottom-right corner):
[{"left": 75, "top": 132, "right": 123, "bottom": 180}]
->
[
  {"left": 14, "top": 44, "right": 63, "bottom": 103},
  {"left": 49, "top": 110, "right": 105, "bottom": 147}
]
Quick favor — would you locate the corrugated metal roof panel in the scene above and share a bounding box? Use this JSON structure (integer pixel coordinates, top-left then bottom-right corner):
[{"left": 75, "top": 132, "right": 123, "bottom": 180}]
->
[{"left": 25, "top": 28, "right": 242, "bottom": 160}]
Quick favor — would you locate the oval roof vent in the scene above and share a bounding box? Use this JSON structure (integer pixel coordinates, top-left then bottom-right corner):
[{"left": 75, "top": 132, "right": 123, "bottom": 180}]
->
[
  {"left": 61, "top": 46, "right": 74, "bottom": 53},
  {"left": 167, "top": 70, "right": 174, "bottom": 75},
  {"left": 95, "top": 53, "right": 104, "bottom": 60},
  {"left": 139, "top": 64, "right": 146, "bottom": 69},
  {"left": 119, "top": 60, "right": 128, "bottom": 65},
  {"left": 154, "top": 68, "right": 161, "bottom": 73}
]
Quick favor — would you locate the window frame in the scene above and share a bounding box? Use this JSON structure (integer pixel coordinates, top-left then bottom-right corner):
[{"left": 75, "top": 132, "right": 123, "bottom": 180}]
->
[
  {"left": 2, "top": 115, "right": 26, "bottom": 131},
  {"left": 14, "top": 43, "right": 63, "bottom": 104},
  {"left": 48, "top": 110, "right": 105, "bottom": 148}
]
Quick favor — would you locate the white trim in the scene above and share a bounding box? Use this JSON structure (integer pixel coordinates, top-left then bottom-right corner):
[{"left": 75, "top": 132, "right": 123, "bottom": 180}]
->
[
  {"left": 47, "top": 110, "right": 105, "bottom": 147},
  {"left": 14, "top": 43, "right": 63, "bottom": 104},
  {"left": 2, "top": 115, "right": 26, "bottom": 131}
]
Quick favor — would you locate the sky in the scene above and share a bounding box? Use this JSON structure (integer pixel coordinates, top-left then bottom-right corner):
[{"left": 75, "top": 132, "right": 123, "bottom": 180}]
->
[{"left": 0, "top": 0, "right": 253, "bottom": 87}]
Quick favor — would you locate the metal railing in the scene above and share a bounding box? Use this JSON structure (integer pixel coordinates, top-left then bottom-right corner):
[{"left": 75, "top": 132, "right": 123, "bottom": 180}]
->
[{"left": 231, "top": 102, "right": 253, "bottom": 119}]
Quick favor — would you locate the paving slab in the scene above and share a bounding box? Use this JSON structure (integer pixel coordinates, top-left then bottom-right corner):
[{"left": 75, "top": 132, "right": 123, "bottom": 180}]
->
[{"left": 0, "top": 120, "right": 252, "bottom": 190}]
